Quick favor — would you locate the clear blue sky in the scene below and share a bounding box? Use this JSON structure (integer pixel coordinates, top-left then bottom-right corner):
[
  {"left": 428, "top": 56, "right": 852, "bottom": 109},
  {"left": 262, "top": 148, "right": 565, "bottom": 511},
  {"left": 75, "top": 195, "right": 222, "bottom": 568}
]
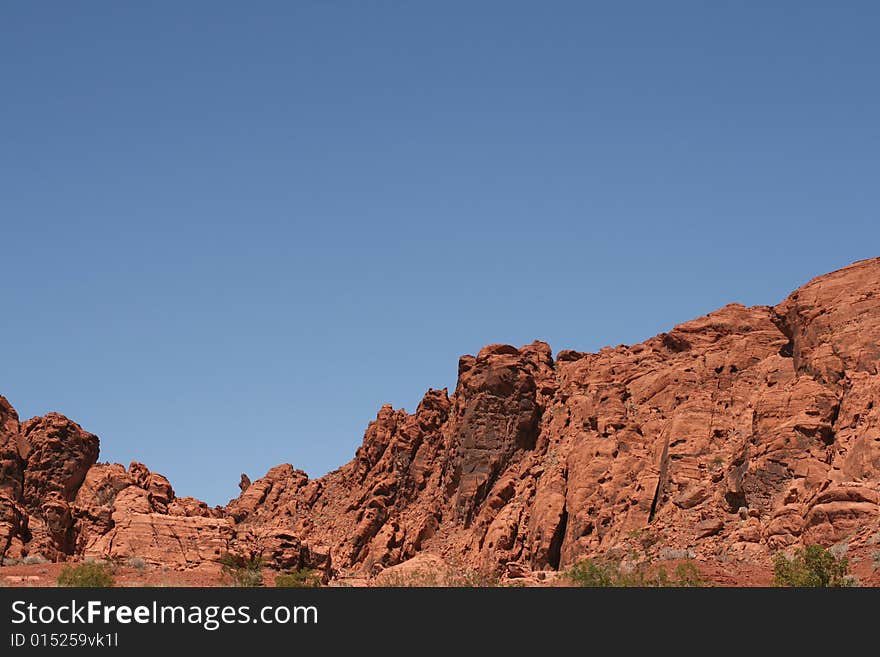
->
[{"left": 2, "top": 2, "right": 878, "bottom": 505}]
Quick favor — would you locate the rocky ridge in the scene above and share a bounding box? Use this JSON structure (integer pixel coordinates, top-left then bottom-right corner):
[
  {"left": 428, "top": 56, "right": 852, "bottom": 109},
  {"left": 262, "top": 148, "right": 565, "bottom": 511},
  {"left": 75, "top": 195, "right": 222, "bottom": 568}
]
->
[{"left": 2, "top": 258, "right": 880, "bottom": 583}]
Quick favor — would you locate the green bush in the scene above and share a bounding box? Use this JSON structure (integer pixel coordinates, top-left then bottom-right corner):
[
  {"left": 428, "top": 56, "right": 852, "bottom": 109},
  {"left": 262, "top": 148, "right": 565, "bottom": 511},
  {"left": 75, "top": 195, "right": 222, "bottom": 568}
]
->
[
  {"left": 57, "top": 562, "right": 115, "bottom": 587},
  {"left": 218, "top": 552, "right": 264, "bottom": 587},
  {"left": 275, "top": 568, "right": 322, "bottom": 588},
  {"left": 567, "top": 557, "right": 704, "bottom": 587},
  {"left": 773, "top": 545, "right": 853, "bottom": 587},
  {"left": 566, "top": 559, "right": 619, "bottom": 587}
]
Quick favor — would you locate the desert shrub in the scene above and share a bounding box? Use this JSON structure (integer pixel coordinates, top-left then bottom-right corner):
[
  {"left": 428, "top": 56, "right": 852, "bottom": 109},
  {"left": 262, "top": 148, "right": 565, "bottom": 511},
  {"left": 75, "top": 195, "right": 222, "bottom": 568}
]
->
[
  {"left": 275, "top": 568, "right": 321, "bottom": 588},
  {"left": 443, "top": 568, "right": 499, "bottom": 587},
  {"left": 126, "top": 557, "right": 148, "bottom": 573},
  {"left": 567, "top": 557, "right": 704, "bottom": 587},
  {"left": 58, "top": 562, "right": 115, "bottom": 587},
  {"left": 218, "top": 552, "right": 264, "bottom": 587},
  {"left": 377, "top": 569, "right": 440, "bottom": 587},
  {"left": 567, "top": 559, "right": 619, "bottom": 587},
  {"left": 773, "top": 545, "right": 853, "bottom": 587},
  {"left": 672, "top": 561, "right": 704, "bottom": 587},
  {"left": 22, "top": 555, "right": 49, "bottom": 565},
  {"left": 376, "top": 566, "right": 498, "bottom": 587}
]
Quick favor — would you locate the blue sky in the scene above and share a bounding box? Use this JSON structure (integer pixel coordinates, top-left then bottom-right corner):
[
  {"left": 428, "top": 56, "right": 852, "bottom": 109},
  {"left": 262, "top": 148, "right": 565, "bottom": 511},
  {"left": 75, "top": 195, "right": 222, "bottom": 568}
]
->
[{"left": 2, "top": 2, "right": 878, "bottom": 505}]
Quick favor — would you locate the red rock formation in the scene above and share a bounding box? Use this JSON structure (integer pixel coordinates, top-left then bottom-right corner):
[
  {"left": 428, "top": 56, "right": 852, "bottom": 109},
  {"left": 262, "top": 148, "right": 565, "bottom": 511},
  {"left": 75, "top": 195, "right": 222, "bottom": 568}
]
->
[
  {"left": 0, "top": 396, "right": 26, "bottom": 561},
  {"left": 17, "top": 414, "right": 99, "bottom": 558},
  {"left": 230, "top": 258, "right": 880, "bottom": 577},
  {"left": 2, "top": 258, "right": 880, "bottom": 584},
  {"left": 73, "top": 462, "right": 231, "bottom": 567}
]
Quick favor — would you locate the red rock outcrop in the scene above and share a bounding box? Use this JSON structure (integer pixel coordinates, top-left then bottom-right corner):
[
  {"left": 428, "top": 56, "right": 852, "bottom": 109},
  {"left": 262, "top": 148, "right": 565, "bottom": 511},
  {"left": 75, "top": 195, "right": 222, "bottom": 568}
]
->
[
  {"left": 0, "top": 396, "right": 26, "bottom": 561},
  {"left": 72, "top": 462, "right": 231, "bottom": 567},
  {"left": 229, "top": 258, "right": 880, "bottom": 578},
  {"left": 17, "top": 414, "right": 100, "bottom": 558},
  {"left": 2, "top": 434, "right": 232, "bottom": 566},
  {"left": 2, "top": 257, "right": 880, "bottom": 583}
]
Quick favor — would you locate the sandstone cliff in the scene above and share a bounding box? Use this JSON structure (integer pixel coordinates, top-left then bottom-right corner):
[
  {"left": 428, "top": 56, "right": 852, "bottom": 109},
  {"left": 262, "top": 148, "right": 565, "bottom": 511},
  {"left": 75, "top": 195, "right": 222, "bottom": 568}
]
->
[{"left": 2, "top": 258, "right": 880, "bottom": 581}]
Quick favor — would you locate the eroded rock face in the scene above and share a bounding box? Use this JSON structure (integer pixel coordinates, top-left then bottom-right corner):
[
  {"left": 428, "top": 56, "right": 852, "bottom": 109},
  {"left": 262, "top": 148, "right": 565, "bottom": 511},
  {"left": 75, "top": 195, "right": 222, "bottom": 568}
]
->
[
  {"left": 14, "top": 414, "right": 99, "bottom": 559},
  {"left": 0, "top": 396, "right": 26, "bottom": 560},
  {"left": 1, "top": 438, "right": 233, "bottom": 565},
  {"left": 74, "top": 461, "right": 232, "bottom": 566},
  {"left": 0, "top": 397, "right": 24, "bottom": 499},
  {"left": 20, "top": 414, "right": 99, "bottom": 509},
  {"left": 229, "top": 258, "right": 880, "bottom": 576},
  {"left": 2, "top": 257, "right": 880, "bottom": 579}
]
